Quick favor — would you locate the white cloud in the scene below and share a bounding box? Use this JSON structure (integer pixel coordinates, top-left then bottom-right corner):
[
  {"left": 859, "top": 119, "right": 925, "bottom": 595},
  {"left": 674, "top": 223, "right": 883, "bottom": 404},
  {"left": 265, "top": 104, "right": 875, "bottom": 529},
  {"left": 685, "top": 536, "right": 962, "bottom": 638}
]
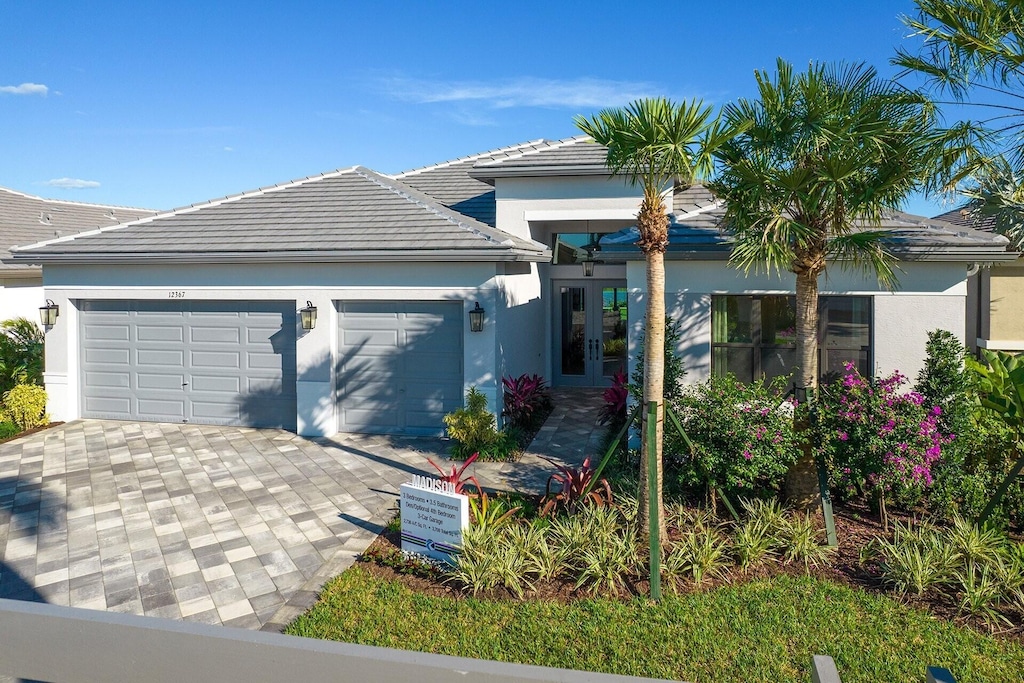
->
[
  {"left": 223, "top": 146, "right": 234, "bottom": 152},
  {"left": 380, "top": 76, "right": 663, "bottom": 110},
  {"left": 44, "top": 178, "right": 100, "bottom": 189},
  {"left": 0, "top": 83, "right": 48, "bottom": 96}
]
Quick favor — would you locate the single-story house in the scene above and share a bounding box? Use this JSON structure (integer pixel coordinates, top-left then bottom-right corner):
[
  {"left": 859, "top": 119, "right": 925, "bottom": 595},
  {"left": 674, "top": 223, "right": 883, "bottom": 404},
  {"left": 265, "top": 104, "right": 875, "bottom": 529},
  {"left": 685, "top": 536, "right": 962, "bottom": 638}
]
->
[
  {"left": 933, "top": 207, "right": 1023, "bottom": 354},
  {"left": 0, "top": 186, "right": 156, "bottom": 322},
  {"left": 8, "top": 137, "right": 1016, "bottom": 437}
]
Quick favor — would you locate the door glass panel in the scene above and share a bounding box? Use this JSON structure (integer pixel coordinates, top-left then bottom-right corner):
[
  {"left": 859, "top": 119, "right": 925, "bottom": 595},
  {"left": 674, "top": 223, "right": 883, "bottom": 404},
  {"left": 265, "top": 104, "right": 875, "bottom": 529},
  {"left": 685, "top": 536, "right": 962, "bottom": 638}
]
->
[
  {"left": 601, "top": 287, "right": 627, "bottom": 378},
  {"left": 559, "top": 286, "right": 586, "bottom": 376}
]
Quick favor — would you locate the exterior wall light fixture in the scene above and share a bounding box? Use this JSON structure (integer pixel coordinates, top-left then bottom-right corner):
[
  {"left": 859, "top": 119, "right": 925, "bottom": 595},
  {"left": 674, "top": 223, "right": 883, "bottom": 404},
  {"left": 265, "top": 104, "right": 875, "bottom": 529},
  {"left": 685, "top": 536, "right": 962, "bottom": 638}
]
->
[
  {"left": 469, "top": 302, "right": 485, "bottom": 332},
  {"left": 300, "top": 301, "right": 318, "bottom": 330},
  {"left": 39, "top": 299, "right": 59, "bottom": 328}
]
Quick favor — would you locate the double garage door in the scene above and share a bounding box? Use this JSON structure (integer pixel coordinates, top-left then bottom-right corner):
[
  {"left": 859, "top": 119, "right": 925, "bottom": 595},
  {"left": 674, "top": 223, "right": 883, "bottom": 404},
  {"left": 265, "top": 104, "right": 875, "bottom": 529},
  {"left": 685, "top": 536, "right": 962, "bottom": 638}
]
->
[
  {"left": 79, "top": 299, "right": 464, "bottom": 435},
  {"left": 80, "top": 300, "right": 297, "bottom": 429}
]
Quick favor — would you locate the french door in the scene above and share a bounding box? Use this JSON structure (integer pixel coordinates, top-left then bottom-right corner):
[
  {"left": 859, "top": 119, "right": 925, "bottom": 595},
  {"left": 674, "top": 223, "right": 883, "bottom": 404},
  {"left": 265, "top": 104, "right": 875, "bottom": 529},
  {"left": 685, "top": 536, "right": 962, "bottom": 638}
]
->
[{"left": 552, "top": 280, "right": 628, "bottom": 387}]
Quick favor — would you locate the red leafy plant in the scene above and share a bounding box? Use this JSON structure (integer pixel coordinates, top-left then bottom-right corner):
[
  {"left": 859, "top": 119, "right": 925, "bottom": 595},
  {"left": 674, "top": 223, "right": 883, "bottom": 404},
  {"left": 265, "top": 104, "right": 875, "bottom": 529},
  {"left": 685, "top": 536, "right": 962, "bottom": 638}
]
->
[
  {"left": 540, "top": 457, "right": 614, "bottom": 517},
  {"left": 426, "top": 452, "right": 481, "bottom": 495},
  {"left": 599, "top": 370, "right": 628, "bottom": 425},
  {"left": 502, "top": 373, "right": 553, "bottom": 430}
]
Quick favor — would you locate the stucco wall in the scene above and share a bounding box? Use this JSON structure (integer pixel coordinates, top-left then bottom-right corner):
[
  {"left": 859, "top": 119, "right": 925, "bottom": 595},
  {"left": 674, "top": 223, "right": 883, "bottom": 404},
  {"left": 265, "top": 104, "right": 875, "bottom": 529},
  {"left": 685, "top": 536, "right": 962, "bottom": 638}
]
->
[
  {"left": 0, "top": 276, "right": 44, "bottom": 325},
  {"left": 626, "top": 260, "right": 969, "bottom": 386},
  {"left": 987, "top": 259, "right": 1024, "bottom": 349},
  {"left": 41, "top": 261, "right": 522, "bottom": 437}
]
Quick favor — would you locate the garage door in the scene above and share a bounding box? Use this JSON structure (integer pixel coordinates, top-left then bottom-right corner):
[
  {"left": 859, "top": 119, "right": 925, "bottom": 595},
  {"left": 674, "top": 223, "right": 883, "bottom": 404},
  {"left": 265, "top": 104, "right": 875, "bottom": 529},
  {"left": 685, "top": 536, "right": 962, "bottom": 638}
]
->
[
  {"left": 80, "top": 300, "right": 296, "bottom": 429},
  {"left": 337, "top": 301, "right": 463, "bottom": 435}
]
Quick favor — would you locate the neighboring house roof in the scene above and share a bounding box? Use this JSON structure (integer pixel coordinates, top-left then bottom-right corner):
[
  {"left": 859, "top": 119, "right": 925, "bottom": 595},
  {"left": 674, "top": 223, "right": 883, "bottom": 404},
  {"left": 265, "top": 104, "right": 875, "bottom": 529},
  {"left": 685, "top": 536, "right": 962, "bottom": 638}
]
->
[
  {"left": 933, "top": 205, "right": 998, "bottom": 232},
  {"left": 392, "top": 139, "right": 557, "bottom": 226},
  {"left": 10, "top": 166, "right": 550, "bottom": 264},
  {"left": 469, "top": 136, "right": 609, "bottom": 181},
  {"left": 0, "top": 186, "right": 156, "bottom": 273},
  {"left": 602, "top": 188, "right": 1017, "bottom": 263}
]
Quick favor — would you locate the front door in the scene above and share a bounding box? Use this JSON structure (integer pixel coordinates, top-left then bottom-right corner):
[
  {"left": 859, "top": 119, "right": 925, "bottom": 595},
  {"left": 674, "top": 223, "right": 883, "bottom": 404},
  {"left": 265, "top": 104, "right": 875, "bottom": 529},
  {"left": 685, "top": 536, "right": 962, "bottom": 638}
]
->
[{"left": 552, "top": 280, "right": 628, "bottom": 387}]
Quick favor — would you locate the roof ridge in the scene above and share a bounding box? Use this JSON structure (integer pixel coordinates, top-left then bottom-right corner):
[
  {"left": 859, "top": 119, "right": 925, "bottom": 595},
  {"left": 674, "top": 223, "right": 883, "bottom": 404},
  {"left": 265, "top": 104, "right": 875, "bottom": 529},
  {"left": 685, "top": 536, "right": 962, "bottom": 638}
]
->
[
  {"left": 0, "top": 185, "right": 156, "bottom": 213},
  {"left": 353, "top": 167, "right": 530, "bottom": 248},
  {"left": 13, "top": 166, "right": 363, "bottom": 253},
  {"left": 391, "top": 138, "right": 550, "bottom": 178},
  {"left": 473, "top": 135, "right": 593, "bottom": 167}
]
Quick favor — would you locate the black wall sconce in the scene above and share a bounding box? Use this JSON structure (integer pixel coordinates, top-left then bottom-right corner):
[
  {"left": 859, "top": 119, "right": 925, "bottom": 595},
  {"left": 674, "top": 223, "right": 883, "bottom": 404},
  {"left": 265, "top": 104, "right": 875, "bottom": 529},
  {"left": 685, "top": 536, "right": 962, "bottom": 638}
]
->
[
  {"left": 300, "top": 301, "right": 318, "bottom": 330},
  {"left": 469, "top": 302, "right": 485, "bottom": 332},
  {"left": 39, "top": 299, "right": 59, "bottom": 327}
]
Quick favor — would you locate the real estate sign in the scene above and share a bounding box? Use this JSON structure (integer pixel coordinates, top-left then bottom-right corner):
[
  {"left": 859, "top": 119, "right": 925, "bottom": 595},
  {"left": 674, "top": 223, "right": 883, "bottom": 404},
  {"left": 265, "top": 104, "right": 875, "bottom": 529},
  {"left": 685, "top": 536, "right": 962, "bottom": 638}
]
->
[{"left": 399, "top": 475, "right": 469, "bottom": 563}]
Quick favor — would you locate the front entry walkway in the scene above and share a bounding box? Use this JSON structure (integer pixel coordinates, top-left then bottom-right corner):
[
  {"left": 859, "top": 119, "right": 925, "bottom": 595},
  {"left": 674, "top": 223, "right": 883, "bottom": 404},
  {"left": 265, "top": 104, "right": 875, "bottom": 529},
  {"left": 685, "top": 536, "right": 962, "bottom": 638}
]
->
[{"left": 0, "top": 391, "right": 608, "bottom": 631}]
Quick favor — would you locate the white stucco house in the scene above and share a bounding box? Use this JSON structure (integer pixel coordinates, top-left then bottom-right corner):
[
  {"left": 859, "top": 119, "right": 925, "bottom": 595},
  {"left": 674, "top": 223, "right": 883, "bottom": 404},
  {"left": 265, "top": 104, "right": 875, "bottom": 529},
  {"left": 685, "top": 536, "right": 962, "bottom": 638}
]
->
[
  {"left": 0, "top": 186, "right": 156, "bottom": 322},
  {"left": 7, "top": 137, "right": 1016, "bottom": 437}
]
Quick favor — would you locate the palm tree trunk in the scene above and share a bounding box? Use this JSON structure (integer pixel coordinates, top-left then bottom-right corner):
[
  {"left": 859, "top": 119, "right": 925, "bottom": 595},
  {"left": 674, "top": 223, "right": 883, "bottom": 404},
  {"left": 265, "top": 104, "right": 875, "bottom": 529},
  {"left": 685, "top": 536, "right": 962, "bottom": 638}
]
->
[
  {"left": 637, "top": 249, "right": 667, "bottom": 545},
  {"left": 785, "top": 269, "right": 821, "bottom": 509}
]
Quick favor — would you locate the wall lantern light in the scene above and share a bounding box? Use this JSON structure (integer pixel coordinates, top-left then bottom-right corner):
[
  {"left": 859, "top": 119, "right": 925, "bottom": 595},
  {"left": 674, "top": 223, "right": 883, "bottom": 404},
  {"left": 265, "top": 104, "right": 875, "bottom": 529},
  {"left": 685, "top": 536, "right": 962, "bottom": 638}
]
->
[
  {"left": 582, "top": 258, "right": 595, "bottom": 277},
  {"left": 468, "top": 302, "right": 485, "bottom": 332},
  {"left": 300, "top": 301, "right": 318, "bottom": 330},
  {"left": 39, "top": 299, "right": 59, "bottom": 328}
]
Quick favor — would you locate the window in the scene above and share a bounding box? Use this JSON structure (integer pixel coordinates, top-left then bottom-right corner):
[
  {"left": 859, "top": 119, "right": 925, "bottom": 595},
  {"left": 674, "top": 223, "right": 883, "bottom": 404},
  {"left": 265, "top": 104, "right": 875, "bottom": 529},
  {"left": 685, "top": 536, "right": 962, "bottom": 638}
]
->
[
  {"left": 552, "top": 233, "right": 623, "bottom": 265},
  {"left": 711, "top": 295, "right": 871, "bottom": 385}
]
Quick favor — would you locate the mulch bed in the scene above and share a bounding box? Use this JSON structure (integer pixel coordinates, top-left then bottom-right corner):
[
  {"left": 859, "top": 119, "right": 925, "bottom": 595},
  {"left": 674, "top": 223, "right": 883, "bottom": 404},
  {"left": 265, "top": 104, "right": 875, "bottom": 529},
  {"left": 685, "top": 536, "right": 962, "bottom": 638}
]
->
[{"left": 356, "top": 497, "right": 1024, "bottom": 644}]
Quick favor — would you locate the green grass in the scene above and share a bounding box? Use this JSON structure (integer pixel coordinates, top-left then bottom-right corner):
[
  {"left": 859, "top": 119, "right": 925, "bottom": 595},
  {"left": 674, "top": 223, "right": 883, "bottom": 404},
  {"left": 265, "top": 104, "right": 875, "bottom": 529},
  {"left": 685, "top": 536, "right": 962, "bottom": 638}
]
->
[{"left": 285, "top": 568, "right": 1024, "bottom": 683}]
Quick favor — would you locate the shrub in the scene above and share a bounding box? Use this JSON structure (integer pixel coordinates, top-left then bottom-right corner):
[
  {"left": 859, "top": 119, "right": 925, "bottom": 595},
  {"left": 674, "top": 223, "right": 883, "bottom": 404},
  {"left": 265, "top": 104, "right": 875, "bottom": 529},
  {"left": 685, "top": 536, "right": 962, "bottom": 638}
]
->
[
  {"left": 598, "top": 370, "right": 628, "bottom": 426},
  {"left": 667, "top": 374, "right": 799, "bottom": 501},
  {"left": 501, "top": 373, "right": 552, "bottom": 432},
  {"left": 630, "top": 317, "right": 686, "bottom": 403},
  {"left": 0, "top": 421, "right": 20, "bottom": 440},
  {"left": 779, "top": 514, "right": 836, "bottom": 571},
  {"left": 872, "top": 521, "right": 958, "bottom": 596},
  {"left": 0, "top": 318, "right": 44, "bottom": 395},
  {"left": 664, "top": 525, "right": 732, "bottom": 586},
  {"left": 443, "top": 387, "right": 519, "bottom": 461},
  {"left": 816, "top": 363, "right": 949, "bottom": 528},
  {"left": 3, "top": 384, "right": 47, "bottom": 431}
]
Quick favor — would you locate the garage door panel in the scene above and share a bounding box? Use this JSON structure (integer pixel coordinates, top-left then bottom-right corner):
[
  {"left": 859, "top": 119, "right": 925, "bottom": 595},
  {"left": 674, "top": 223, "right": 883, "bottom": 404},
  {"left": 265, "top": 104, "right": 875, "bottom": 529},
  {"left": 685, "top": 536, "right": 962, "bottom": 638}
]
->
[
  {"left": 81, "top": 300, "right": 296, "bottom": 429},
  {"left": 136, "top": 373, "right": 185, "bottom": 390},
  {"left": 337, "top": 301, "right": 462, "bottom": 435},
  {"left": 84, "top": 324, "right": 131, "bottom": 342},
  {"left": 137, "top": 398, "right": 187, "bottom": 420},
  {"left": 137, "top": 349, "right": 185, "bottom": 367},
  {"left": 191, "top": 351, "right": 240, "bottom": 368},
  {"left": 84, "top": 348, "right": 130, "bottom": 364},
  {"left": 192, "top": 327, "right": 241, "bottom": 344},
  {"left": 84, "top": 371, "right": 130, "bottom": 388},
  {"left": 137, "top": 325, "right": 185, "bottom": 342}
]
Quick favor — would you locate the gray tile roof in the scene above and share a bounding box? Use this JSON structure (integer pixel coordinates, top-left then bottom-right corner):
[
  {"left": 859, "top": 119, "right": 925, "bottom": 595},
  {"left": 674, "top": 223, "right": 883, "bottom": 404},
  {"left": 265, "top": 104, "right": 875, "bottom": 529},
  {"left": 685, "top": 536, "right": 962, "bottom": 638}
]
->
[
  {"left": 602, "top": 186, "right": 1015, "bottom": 262},
  {"left": 393, "top": 139, "right": 558, "bottom": 226},
  {"left": 470, "top": 136, "right": 610, "bottom": 179},
  {"left": 0, "top": 187, "right": 156, "bottom": 272},
  {"left": 933, "top": 205, "right": 997, "bottom": 232},
  {"left": 11, "top": 167, "right": 550, "bottom": 263}
]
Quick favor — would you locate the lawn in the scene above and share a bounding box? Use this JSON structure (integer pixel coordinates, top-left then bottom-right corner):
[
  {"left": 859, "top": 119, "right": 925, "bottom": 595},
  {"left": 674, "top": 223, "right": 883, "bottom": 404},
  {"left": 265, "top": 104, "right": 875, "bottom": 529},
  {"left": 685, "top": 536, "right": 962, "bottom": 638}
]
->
[{"left": 285, "top": 567, "right": 1024, "bottom": 683}]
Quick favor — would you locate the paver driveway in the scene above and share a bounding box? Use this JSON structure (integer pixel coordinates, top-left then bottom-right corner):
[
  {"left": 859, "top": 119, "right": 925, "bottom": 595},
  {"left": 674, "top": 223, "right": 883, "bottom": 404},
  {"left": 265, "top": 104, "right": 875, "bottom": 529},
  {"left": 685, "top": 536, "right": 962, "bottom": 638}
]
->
[{"left": 0, "top": 420, "right": 452, "bottom": 630}]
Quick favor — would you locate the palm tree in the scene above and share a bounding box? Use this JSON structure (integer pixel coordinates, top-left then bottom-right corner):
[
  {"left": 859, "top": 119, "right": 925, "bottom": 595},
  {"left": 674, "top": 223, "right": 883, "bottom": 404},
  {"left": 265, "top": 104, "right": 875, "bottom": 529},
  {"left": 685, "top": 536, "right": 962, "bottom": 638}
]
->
[
  {"left": 895, "top": 0, "right": 1024, "bottom": 230},
  {"left": 574, "top": 98, "right": 733, "bottom": 541},
  {"left": 710, "top": 60, "right": 949, "bottom": 507}
]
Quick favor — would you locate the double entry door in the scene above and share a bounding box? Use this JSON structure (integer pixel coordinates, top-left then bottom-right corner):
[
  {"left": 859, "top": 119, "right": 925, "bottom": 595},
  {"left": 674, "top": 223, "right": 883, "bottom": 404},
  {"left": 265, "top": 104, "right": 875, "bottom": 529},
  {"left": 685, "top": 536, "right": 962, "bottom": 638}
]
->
[{"left": 552, "top": 280, "right": 628, "bottom": 387}]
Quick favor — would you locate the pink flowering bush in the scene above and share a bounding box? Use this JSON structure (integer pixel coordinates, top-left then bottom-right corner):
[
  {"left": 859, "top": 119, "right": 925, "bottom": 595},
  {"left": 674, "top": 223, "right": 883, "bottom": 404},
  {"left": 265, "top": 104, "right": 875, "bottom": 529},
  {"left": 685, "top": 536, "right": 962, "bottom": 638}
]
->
[
  {"left": 815, "top": 363, "right": 950, "bottom": 518},
  {"left": 668, "top": 375, "right": 800, "bottom": 500}
]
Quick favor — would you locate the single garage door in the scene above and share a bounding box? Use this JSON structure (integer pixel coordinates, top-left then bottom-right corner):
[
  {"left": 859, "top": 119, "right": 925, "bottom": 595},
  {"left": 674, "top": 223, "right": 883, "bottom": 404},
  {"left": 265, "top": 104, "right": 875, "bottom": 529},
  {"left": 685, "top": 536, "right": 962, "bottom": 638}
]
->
[
  {"left": 337, "top": 301, "right": 463, "bottom": 435},
  {"left": 80, "top": 300, "right": 296, "bottom": 429}
]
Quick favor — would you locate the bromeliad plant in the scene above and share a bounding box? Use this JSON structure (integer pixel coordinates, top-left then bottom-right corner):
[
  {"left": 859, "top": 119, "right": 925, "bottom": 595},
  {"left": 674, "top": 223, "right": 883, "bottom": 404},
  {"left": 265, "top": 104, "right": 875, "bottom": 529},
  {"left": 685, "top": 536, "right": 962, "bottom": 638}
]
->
[
  {"left": 599, "top": 370, "right": 628, "bottom": 425},
  {"left": 816, "top": 363, "right": 950, "bottom": 530},
  {"left": 426, "top": 452, "right": 481, "bottom": 495},
  {"left": 501, "top": 373, "right": 553, "bottom": 432},
  {"left": 540, "top": 457, "right": 614, "bottom": 517}
]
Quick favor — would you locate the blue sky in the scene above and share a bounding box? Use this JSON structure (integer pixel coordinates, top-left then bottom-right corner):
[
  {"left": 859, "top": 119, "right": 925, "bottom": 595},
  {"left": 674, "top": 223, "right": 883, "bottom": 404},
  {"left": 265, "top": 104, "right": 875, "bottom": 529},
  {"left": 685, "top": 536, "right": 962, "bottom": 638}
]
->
[{"left": 2, "top": 1, "right": 959, "bottom": 217}]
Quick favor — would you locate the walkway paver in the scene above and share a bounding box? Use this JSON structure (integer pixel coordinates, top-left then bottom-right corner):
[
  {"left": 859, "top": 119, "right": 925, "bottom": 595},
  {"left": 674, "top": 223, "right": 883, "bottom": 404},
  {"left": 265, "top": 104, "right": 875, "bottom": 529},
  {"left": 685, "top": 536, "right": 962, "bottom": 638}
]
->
[{"left": 0, "top": 389, "right": 608, "bottom": 631}]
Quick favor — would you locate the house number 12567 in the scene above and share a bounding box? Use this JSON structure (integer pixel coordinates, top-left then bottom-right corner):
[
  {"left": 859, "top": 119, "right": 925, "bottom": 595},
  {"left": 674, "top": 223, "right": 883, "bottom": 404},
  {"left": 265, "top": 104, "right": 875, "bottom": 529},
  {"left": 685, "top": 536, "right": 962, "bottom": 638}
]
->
[{"left": 168, "top": 291, "right": 185, "bottom": 298}]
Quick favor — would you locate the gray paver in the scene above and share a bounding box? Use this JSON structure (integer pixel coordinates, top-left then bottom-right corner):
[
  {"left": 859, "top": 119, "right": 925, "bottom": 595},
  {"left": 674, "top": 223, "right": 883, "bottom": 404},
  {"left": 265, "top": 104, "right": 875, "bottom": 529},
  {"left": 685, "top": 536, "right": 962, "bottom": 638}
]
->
[{"left": 0, "top": 389, "right": 605, "bottom": 632}]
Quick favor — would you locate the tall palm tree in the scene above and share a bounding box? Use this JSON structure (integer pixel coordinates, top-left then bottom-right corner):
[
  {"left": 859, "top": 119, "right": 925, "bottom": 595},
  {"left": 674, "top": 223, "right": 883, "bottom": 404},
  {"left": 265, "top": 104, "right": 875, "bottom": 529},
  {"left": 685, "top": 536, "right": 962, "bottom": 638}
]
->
[
  {"left": 710, "top": 60, "right": 948, "bottom": 507},
  {"left": 575, "top": 98, "right": 733, "bottom": 541},
  {"left": 895, "top": 0, "right": 1024, "bottom": 236}
]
